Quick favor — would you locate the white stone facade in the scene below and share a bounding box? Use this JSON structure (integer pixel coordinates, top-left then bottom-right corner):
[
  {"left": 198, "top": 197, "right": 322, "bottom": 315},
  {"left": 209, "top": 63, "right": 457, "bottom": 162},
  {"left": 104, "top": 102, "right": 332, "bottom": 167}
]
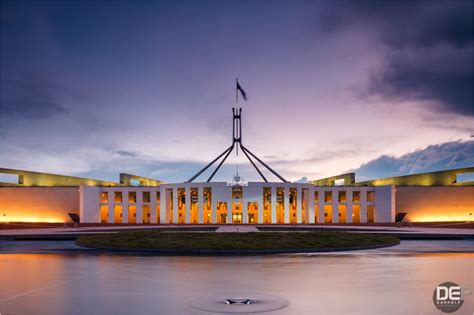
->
[{"left": 80, "top": 182, "right": 395, "bottom": 224}]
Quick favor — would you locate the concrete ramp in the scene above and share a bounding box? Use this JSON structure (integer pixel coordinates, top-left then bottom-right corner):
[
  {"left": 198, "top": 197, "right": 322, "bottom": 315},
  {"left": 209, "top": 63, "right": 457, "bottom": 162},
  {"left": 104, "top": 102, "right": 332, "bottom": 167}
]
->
[{"left": 216, "top": 225, "right": 259, "bottom": 233}]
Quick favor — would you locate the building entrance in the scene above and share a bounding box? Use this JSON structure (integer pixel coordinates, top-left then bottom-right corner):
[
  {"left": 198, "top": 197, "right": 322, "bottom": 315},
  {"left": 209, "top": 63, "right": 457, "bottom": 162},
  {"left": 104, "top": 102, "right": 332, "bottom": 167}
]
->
[
  {"left": 232, "top": 213, "right": 242, "bottom": 223},
  {"left": 232, "top": 186, "right": 243, "bottom": 224}
]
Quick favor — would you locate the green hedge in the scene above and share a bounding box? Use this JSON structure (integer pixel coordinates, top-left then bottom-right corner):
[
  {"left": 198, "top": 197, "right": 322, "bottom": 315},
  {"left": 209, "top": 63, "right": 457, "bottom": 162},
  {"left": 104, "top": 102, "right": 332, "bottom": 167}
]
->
[{"left": 76, "top": 231, "right": 400, "bottom": 253}]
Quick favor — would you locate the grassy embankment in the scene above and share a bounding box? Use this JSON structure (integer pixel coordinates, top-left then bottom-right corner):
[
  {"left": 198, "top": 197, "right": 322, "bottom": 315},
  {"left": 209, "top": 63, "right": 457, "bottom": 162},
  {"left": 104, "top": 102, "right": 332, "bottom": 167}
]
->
[{"left": 76, "top": 231, "right": 400, "bottom": 254}]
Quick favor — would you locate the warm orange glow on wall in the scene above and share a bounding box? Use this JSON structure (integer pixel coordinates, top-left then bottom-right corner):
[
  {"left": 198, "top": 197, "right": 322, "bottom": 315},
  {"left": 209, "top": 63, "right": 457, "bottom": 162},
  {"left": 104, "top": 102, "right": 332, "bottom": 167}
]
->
[
  {"left": 0, "top": 216, "right": 64, "bottom": 223},
  {"left": 411, "top": 215, "right": 474, "bottom": 222},
  {"left": 0, "top": 187, "right": 79, "bottom": 223},
  {"left": 396, "top": 186, "right": 474, "bottom": 223}
]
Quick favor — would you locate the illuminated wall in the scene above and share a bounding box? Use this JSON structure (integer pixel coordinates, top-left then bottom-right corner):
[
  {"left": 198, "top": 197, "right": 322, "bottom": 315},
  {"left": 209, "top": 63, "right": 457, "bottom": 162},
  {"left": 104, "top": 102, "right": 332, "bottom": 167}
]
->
[
  {"left": 0, "top": 167, "right": 164, "bottom": 187},
  {"left": 0, "top": 187, "right": 79, "bottom": 223},
  {"left": 119, "top": 173, "right": 164, "bottom": 186},
  {"left": 356, "top": 167, "right": 474, "bottom": 187},
  {"left": 309, "top": 173, "right": 355, "bottom": 186},
  {"left": 310, "top": 167, "right": 473, "bottom": 187},
  {"left": 2, "top": 182, "right": 471, "bottom": 224},
  {"left": 396, "top": 186, "right": 474, "bottom": 222},
  {"left": 0, "top": 168, "right": 120, "bottom": 187}
]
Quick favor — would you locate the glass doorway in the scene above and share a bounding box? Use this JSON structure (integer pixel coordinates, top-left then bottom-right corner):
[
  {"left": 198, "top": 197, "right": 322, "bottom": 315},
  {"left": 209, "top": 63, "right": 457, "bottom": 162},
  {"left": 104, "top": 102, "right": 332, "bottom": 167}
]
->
[
  {"left": 232, "top": 213, "right": 242, "bottom": 223},
  {"left": 232, "top": 186, "right": 243, "bottom": 224}
]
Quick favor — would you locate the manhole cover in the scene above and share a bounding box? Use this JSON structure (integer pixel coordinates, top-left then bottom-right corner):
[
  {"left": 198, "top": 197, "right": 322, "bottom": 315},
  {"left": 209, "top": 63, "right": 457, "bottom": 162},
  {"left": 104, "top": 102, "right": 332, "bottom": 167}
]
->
[{"left": 188, "top": 292, "right": 289, "bottom": 313}]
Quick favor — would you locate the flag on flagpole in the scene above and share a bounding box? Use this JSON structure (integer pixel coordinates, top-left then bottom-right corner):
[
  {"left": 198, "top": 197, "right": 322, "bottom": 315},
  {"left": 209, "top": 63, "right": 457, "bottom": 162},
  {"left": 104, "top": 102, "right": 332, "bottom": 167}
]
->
[{"left": 236, "top": 80, "right": 247, "bottom": 101}]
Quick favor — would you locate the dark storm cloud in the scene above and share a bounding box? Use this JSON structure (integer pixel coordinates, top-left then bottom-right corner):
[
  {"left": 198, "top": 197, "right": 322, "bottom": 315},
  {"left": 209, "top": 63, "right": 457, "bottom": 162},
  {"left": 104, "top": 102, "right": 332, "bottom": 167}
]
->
[
  {"left": 0, "top": 74, "right": 68, "bottom": 121},
  {"left": 319, "top": 0, "right": 473, "bottom": 116},
  {"left": 353, "top": 140, "right": 474, "bottom": 181},
  {"left": 0, "top": 2, "right": 69, "bottom": 122}
]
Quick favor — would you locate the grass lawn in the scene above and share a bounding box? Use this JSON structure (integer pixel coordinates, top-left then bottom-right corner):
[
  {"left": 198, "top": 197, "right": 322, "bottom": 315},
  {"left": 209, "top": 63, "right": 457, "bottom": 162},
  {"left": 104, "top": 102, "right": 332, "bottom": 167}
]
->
[{"left": 76, "top": 231, "right": 400, "bottom": 254}]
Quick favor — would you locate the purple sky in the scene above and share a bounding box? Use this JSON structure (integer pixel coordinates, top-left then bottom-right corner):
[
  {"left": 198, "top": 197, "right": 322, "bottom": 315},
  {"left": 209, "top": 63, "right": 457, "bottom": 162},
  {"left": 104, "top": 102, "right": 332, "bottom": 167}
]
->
[{"left": 1, "top": 0, "right": 473, "bottom": 183}]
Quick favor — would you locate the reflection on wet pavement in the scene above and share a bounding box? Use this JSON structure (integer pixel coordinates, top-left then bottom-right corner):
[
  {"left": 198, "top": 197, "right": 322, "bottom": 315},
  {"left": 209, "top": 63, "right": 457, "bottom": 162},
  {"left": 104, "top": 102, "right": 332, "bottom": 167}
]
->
[{"left": 0, "top": 240, "right": 473, "bottom": 314}]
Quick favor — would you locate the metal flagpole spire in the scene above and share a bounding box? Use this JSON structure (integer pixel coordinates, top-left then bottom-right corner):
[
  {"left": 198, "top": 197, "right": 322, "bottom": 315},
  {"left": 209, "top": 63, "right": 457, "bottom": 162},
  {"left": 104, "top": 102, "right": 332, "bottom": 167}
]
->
[
  {"left": 235, "top": 79, "right": 240, "bottom": 181},
  {"left": 236, "top": 78, "right": 239, "bottom": 104},
  {"left": 186, "top": 80, "right": 288, "bottom": 183},
  {"left": 235, "top": 78, "right": 239, "bottom": 156}
]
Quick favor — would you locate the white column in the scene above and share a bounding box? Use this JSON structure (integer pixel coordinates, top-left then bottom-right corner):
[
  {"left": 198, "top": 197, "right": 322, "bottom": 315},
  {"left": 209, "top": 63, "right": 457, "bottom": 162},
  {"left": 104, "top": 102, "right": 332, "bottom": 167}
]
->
[
  {"left": 185, "top": 186, "right": 191, "bottom": 224},
  {"left": 211, "top": 189, "right": 217, "bottom": 224},
  {"left": 160, "top": 188, "right": 167, "bottom": 224},
  {"left": 374, "top": 186, "right": 395, "bottom": 223},
  {"left": 172, "top": 187, "right": 178, "bottom": 224},
  {"left": 271, "top": 186, "right": 277, "bottom": 224},
  {"left": 79, "top": 185, "right": 101, "bottom": 223},
  {"left": 198, "top": 186, "right": 204, "bottom": 224},
  {"left": 226, "top": 186, "right": 233, "bottom": 224},
  {"left": 226, "top": 188, "right": 232, "bottom": 224},
  {"left": 257, "top": 187, "right": 263, "bottom": 224},
  {"left": 284, "top": 187, "right": 290, "bottom": 224},
  {"left": 107, "top": 191, "right": 115, "bottom": 224},
  {"left": 150, "top": 190, "right": 157, "bottom": 224},
  {"left": 360, "top": 189, "right": 367, "bottom": 223},
  {"left": 122, "top": 192, "right": 129, "bottom": 224},
  {"left": 296, "top": 187, "right": 302, "bottom": 224},
  {"left": 346, "top": 189, "right": 353, "bottom": 224},
  {"left": 332, "top": 189, "right": 339, "bottom": 224},
  {"left": 136, "top": 190, "right": 143, "bottom": 224},
  {"left": 303, "top": 189, "right": 310, "bottom": 223},
  {"left": 242, "top": 196, "right": 248, "bottom": 224},
  {"left": 317, "top": 190, "right": 325, "bottom": 224},
  {"left": 308, "top": 187, "right": 315, "bottom": 224}
]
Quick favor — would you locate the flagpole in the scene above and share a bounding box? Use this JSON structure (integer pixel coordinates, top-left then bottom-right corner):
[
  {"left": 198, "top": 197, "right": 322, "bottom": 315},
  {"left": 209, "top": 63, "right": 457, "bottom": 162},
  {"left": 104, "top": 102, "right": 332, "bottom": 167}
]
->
[
  {"left": 236, "top": 78, "right": 238, "bottom": 104},
  {"left": 235, "top": 78, "right": 239, "bottom": 156}
]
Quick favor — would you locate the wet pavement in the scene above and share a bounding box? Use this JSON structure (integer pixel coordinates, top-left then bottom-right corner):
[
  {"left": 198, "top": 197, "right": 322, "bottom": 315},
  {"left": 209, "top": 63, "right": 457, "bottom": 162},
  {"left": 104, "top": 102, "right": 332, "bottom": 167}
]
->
[
  {"left": 0, "top": 240, "right": 473, "bottom": 314},
  {"left": 1, "top": 224, "right": 473, "bottom": 237}
]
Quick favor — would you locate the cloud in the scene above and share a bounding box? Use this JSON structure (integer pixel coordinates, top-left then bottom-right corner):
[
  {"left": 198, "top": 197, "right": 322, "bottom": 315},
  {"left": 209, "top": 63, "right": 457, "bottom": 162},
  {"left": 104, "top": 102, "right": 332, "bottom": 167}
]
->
[
  {"left": 0, "top": 3, "right": 72, "bottom": 122},
  {"left": 319, "top": 0, "right": 473, "bottom": 116},
  {"left": 0, "top": 73, "right": 68, "bottom": 121},
  {"left": 85, "top": 141, "right": 474, "bottom": 183},
  {"left": 269, "top": 149, "right": 359, "bottom": 166},
  {"left": 105, "top": 148, "right": 140, "bottom": 158},
  {"left": 75, "top": 154, "right": 260, "bottom": 184},
  {"left": 352, "top": 140, "right": 474, "bottom": 181}
]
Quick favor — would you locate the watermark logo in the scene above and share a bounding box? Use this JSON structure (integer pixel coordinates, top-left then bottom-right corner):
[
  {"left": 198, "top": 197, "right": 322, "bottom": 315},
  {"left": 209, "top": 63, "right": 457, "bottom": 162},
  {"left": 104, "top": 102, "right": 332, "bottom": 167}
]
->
[{"left": 433, "top": 282, "right": 471, "bottom": 313}]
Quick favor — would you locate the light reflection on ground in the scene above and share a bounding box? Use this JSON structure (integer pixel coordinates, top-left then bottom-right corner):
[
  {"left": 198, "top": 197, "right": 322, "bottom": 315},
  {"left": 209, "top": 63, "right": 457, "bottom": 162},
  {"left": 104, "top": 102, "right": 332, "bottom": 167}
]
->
[{"left": 0, "top": 240, "right": 473, "bottom": 314}]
